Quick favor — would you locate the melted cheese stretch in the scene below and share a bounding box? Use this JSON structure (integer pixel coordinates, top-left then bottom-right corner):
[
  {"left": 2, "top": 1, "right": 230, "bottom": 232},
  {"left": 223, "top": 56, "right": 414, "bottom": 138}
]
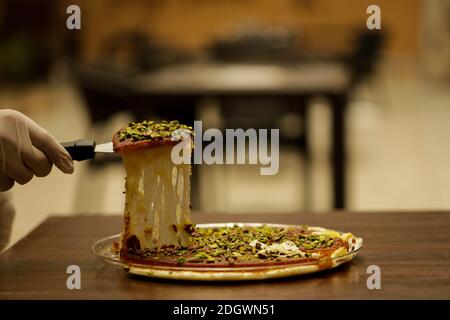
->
[{"left": 120, "top": 145, "right": 191, "bottom": 252}]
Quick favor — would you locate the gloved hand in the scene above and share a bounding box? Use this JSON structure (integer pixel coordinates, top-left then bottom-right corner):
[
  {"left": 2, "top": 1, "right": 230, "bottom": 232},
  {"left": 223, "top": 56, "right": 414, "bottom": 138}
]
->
[{"left": 0, "top": 109, "right": 74, "bottom": 191}]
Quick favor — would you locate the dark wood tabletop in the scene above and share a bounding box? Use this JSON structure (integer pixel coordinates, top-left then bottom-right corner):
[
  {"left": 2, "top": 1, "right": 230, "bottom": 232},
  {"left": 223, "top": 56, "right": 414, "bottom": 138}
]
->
[{"left": 1, "top": 212, "right": 449, "bottom": 300}]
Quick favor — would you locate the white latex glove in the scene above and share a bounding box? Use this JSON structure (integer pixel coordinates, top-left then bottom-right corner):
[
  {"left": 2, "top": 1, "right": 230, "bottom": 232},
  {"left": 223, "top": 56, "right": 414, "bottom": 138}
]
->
[
  {"left": 0, "top": 191, "right": 14, "bottom": 251},
  {"left": 0, "top": 109, "right": 74, "bottom": 191}
]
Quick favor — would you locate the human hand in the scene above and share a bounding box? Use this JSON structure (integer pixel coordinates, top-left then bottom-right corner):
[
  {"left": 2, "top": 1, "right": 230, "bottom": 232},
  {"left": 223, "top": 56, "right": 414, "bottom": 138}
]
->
[{"left": 0, "top": 109, "right": 74, "bottom": 191}]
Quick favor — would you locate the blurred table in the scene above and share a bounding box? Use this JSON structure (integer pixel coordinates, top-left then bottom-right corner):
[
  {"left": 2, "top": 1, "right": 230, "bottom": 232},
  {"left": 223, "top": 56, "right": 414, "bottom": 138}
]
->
[
  {"left": 134, "top": 62, "right": 349, "bottom": 95},
  {"left": 75, "top": 61, "right": 350, "bottom": 208},
  {"left": 135, "top": 62, "right": 351, "bottom": 209},
  {"left": 1, "top": 213, "right": 449, "bottom": 299}
]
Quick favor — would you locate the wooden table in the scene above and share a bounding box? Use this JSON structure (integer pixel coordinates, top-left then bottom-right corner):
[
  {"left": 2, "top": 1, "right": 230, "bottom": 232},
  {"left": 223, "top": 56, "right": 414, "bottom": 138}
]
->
[
  {"left": 134, "top": 62, "right": 349, "bottom": 95},
  {"left": 2, "top": 212, "right": 449, "bottom": 299}
]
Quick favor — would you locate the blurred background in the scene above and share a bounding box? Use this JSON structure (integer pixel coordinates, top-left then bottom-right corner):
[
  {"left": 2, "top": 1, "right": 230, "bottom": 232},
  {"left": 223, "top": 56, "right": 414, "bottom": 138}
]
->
[{"left": 1, "top": 0, "right": 449, "bottom": 249}]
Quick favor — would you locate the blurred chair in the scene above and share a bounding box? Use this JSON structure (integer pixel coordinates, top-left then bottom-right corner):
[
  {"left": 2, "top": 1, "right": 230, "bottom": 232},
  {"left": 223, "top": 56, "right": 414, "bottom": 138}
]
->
[
  {"left": 207, "top": 23, "right": 302, "bottom": 64},
  {"left": 71, "top": 31, "right": 194, "bottom": 124},
  {"left": 345, "top": 30, "right": 386, "bottom": 88},
  {"left": 218, "top": 97, "right": 311, "bottom": 207},
  {"left": 206, "top": 26, "right": 311, "bottom": 206}
]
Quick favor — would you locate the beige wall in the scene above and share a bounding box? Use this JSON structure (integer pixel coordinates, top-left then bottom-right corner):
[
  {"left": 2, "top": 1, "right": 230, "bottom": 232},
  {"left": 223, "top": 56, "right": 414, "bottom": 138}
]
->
[{"left": 61, "top": 0, "right": 421, "bottom": 62}]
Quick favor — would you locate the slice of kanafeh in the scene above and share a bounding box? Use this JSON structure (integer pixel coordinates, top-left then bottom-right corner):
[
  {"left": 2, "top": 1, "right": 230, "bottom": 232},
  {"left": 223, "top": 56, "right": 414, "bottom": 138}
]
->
[{"left": 113, "top": 120, "right": 194, "bottom": 257}]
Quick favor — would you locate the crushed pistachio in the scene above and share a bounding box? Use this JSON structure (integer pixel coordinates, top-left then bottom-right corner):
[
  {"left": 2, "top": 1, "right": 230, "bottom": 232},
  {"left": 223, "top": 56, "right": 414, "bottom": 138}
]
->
[
  {"left": 118, "top": 120, "right": 193, "bottom": 142},
  {"left": 136, "top": 225, "right": 338, "bottom": 265},
  {"left": 195, "top": 252, "right": 210, "bottom": 259}
]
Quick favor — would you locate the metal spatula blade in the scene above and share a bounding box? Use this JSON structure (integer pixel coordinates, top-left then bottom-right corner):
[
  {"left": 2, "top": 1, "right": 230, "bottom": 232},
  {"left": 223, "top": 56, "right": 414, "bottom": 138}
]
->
[
  {"left": 94, "top": 142, "right": 113, "bottom": 153},
  {"left": 61, "top": 139, "right": 113, "bottom": 161}
]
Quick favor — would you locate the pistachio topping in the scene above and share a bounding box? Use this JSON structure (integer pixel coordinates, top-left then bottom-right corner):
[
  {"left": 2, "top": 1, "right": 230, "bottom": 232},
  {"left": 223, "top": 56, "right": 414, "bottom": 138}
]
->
[
  {"left": 118, "top": 120, "right": 193, "bottom": 142},
  {"left": 129, "top": 225, "right": 340, "bottom": 265}
]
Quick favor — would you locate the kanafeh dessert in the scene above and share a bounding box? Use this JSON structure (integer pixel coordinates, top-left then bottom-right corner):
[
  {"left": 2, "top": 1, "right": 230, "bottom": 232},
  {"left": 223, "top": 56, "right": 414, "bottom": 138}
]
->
[
  {"left": 113, "top": 120, "right": 360, "bottom": 270},
  {"left": 113, "top": 120, "right": 194, "bottom": 256}
]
